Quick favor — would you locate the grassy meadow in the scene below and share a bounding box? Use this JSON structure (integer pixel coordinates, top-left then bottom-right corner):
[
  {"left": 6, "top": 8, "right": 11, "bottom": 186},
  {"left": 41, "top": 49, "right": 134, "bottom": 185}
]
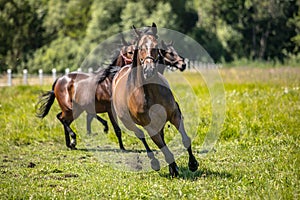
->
[{"left": 0, "top": 67, "right": 299, "bottom": 199}]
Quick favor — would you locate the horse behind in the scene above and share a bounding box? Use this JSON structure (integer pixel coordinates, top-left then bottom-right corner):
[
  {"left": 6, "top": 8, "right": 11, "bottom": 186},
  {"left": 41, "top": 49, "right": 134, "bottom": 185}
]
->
[{"left": 36, "top": 33, "right": 136, "bottom": 150}]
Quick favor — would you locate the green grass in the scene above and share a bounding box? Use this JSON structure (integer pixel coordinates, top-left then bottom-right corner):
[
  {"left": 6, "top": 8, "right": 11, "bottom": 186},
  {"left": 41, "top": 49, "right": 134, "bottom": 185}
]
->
[{"left": 0, "top": 67, "right": 299, "bottom": 199}]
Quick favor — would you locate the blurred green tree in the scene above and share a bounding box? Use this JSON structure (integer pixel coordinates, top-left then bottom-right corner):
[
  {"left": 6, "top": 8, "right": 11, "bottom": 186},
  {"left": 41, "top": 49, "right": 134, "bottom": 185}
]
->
[
  {"left": 0, "top": 0, "right": 46, "bottom": 72},
  {"left": 217, "top": 0, "right": 298, "bottom": 61}
]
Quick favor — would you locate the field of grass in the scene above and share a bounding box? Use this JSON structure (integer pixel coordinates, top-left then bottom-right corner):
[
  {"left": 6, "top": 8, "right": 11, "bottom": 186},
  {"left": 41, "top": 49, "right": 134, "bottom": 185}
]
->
[{"left": 0, "top": 67, "right": 299, "bottom": 199}]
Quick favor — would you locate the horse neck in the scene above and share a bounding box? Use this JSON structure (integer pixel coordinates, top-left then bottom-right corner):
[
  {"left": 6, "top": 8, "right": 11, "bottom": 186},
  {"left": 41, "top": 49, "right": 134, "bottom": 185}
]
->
[
  {"left": 111, "top": 55, "right": 125, "bottom": 67},
  {"left": 158, "top": 56, "right": 166, "bottom": 74},
  {"left": 127, "top": 51, "right": 147, "bottom": 106},
  {"left": 128, "top": 61, "right": 144, "bottom": 88}
]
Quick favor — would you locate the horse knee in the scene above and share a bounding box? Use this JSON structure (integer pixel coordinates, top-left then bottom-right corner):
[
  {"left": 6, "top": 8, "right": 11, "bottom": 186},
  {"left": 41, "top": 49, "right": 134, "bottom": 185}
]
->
[
  {"left": 134, "top": 129, "right": 145, "bottom": 139},
  {"left": 160, "top": 146, "right": 175, "bottom": 164},
  {"left": 182, "top": 137, "right": 191, "bottom": 149}
]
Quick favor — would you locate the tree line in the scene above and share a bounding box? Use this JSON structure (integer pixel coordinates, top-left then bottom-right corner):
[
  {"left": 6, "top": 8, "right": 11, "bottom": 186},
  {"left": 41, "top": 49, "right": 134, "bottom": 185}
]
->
[{"left": 0, "top": 0, "right": 299, "bottom": 73}]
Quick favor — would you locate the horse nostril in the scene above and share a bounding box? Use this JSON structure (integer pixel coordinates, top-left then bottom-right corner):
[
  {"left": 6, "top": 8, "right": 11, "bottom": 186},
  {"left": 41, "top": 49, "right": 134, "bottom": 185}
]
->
[{"left": 180, "top": 63, "right": 186, "bottom": 71}]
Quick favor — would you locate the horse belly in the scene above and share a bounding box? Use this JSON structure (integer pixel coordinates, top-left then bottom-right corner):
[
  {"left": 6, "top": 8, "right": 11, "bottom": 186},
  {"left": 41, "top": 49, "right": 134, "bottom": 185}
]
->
[{"left": 94, "top": 100, "right": 109, "bottom": 114}]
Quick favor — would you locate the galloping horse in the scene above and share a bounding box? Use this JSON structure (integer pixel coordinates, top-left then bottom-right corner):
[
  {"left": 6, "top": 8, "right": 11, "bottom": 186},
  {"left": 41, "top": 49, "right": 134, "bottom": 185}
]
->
[
  {"left": 86, "top": 36, "right": 135, "bottom": 134},
  {"left": 36, "top": 37, "right": 134, "bottom": 150},
  {"left": 111, "top": 24, "right": 198, "bottom": 177},
  {"left": 86, "top": 39, "right": 186, "bottom": 134},
  {"left": 36, "top": 29, "right": 187, "bottom": 151}
]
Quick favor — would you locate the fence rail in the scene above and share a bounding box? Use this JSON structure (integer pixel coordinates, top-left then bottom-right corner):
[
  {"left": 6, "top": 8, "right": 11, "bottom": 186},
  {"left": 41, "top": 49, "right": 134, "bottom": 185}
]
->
[
  {"left": 0, "top": 67, "right": 93, "bottom": 87},
  {"left": 0, "top": 62, "right": 221, "bottom": 87}
]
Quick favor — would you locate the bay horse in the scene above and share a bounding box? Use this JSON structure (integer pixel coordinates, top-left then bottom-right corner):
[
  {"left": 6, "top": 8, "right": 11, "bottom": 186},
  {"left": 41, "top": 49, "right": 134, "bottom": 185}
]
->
[
  {"left": 36, "top": 37, "right": 134, "bottom": 150},
  {"left": 86, "top": 40, "right": 186, "bottom": 133},
  {"left": 86, "top": 36, "right": 135, "bottom": 134},
  {"left": 84, "top": 24, "right": 186, "bottom": 136},
  {"left": 36, "top": 33, "right": 187, "bottom": 151},
  {"left": 111, "top": 26, "right": 198, "bottom": 177}
]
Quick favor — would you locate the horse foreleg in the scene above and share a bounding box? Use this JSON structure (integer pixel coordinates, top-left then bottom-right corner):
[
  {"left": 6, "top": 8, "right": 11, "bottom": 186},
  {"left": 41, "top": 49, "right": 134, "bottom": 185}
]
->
[
  {"left": 147, "top": 128, "right": 178, "bottom": 177},
  {"left": 137, "top": 128, "right": 160, "bottom": 171},
  {"left": 120, "top": 117, "right": 160, "bottom": 170},
  {"left": 170, "top": 105, "right": 199, "bottom": 172}
]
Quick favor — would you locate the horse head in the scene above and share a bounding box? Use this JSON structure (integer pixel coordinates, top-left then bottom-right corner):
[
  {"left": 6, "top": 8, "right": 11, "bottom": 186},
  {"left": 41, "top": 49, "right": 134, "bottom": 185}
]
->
[
  {"left": 135, "top": 33, "right": 159, "bottom": 79},
  {"left": 160, "top": 40, "right": 186, "bottom": 72},
  {"left": 119, "top": 34, "right": 134, "bottom": 65}
]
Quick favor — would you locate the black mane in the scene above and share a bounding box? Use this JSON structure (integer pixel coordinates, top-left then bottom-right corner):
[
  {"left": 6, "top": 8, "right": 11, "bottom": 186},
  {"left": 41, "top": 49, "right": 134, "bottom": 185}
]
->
[{"left": 96, "top": 65, "right": 121, "bottom": 84}]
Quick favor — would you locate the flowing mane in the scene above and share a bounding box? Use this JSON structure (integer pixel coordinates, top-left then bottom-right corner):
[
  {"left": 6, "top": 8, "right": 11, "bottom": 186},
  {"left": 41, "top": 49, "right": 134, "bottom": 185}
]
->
[{"left": 96, "top": 65, "right": 121, "bottom": 84}]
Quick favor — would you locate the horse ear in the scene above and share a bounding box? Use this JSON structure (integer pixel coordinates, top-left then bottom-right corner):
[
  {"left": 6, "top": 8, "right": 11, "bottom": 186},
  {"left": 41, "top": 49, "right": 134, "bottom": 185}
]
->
[
  {"left": 161, "top": 40, "right": 167, "bottom": 50},
  {"left": 120, "top": 33, "right": 129, "bottom": 46},
  {"left": 169, "top": 40, "right": 174, "bottom": 46},
  {"left": 151, "top": 22, "right": 157, "bottom": 36},
  {"left": 132, "top": 25, "right": 141, "bottom": 37}
]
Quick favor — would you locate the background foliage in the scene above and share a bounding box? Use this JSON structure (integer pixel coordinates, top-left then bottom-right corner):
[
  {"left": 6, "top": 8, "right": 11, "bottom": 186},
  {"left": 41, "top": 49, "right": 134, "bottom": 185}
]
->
[{"left": 0, "top": 0, "right": 299, "bottom": 73}]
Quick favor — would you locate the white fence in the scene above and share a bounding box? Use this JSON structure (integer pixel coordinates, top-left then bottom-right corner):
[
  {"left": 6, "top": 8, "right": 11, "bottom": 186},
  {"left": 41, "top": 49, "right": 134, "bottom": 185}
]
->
[
  {"left": 0, "top": 62, "right": 221, "bottom": 87},
  {"left": 0, "top": 67, "right": 95, "bottom": 87}
]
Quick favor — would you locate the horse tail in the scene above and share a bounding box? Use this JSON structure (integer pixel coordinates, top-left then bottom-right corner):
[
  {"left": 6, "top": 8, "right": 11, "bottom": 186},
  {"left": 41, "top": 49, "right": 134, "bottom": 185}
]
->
[{"left": 36, "top": 79, "right": 58, "bottom": 118}]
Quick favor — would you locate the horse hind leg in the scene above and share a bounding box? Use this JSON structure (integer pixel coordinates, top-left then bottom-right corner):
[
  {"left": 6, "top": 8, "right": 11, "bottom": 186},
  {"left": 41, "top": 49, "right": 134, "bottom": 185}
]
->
[
  {"left": 86, "top": 113, "right": 108, "bottom": 134},
  {"left": 96, "top": 115, "right": 108, "bottom": 133},
  {"left": 86, "top": 113, "right": 93, "bottom": 134},
  {"left": 56, "top": 112, "right": 70, "bottom": 148},
  {"left": 66, "top": 120, "right": 76, "bottom": 149},
  {"left": 57, "top": 112, "right": 77, "bottom": 150}
]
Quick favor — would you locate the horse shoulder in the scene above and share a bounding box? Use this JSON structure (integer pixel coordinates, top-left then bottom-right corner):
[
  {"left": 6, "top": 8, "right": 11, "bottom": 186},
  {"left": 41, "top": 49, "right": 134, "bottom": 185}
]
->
[
  {"left": 112, "top": 65, "right": 131, "bottom": 88},
  {"left": 157, "top": 73, "right": 171, "bottom": 88}
]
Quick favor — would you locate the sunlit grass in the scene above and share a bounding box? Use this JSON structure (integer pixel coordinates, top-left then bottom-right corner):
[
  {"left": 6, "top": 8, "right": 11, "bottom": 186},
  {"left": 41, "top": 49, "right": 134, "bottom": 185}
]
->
[{"left": 0, "top": 67, "right": 299, "bottom": 199}]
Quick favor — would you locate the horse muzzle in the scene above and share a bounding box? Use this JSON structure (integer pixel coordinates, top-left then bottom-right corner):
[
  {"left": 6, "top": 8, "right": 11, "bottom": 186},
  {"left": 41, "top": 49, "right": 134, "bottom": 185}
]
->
[
  {"left": 175, "top": 59, "right": 186, "bottom": 71},
  {"left": 143, "top": 63, "right": 156, "bottom": 79},
  {"left": 178, "top": 63, "right": 186, "bottom": 71}
]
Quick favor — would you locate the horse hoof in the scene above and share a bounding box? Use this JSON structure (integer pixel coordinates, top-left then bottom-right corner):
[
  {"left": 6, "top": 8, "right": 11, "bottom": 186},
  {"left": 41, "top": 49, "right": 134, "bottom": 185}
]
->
[
  {"left": 104, "top": 127, "right": 109, "bottom": 133},
  {"left": 69, "top": 142, "right": 77, "bottom": 150},
  {"left": 150, "top": 158, "right": 160, "bottom": 171},
  {"left": 188, "top": 157, "right": 199, "bottom": 172},
  {"left": 169, "top": 162, "right": 179, "bottom": 178},
  {"left": 67, "top": 145, "right": 77, "bottom": 150},
  {"left": 120, "top": 147, "right": 127, "bottom": 152}
]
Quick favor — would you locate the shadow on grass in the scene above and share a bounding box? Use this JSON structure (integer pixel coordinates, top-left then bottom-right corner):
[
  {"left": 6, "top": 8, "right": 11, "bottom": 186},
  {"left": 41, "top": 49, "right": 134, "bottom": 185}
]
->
[
  {"left": 77, "top": 147, "right": 155, "bottom": 154},
  {"left": 159, "top": 166, "right": 232, "bottom": 181},
  {"left": 77, "top": 147, "right": 231, "bottom": 181}
]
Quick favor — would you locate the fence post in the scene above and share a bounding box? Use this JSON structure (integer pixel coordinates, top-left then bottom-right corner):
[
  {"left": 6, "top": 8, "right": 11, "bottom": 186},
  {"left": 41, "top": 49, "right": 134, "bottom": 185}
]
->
[
  {"left": 65, "top": 68, "right": 70, "bottom": 74},
  {"left": 88, "top": 67, "right": 93, "bottom": 73},
  {"left": 7, "top": 69, "right": 12, "bottom": 86},
  {"left": 23, "top": 69, "right": 28, "bottom": 85},
  {"left": 52, "top": 68, "right": 56, "bottom": 81},
  {"left": 39, "top": 69, "right": 43, "bottom": 85}
]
